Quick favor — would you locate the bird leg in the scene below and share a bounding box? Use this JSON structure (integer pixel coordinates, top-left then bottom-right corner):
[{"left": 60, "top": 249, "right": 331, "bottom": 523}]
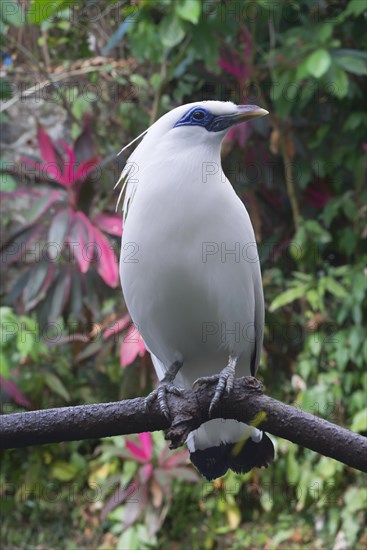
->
[
  {"left": 193, "top": 355, "right": 238, "bottom": 416},
  {"left": 145, "top": 360, "right": 184, "bottom": 421}
]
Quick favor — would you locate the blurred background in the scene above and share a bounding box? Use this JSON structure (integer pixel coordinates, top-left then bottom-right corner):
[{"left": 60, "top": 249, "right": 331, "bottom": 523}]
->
[{"left": 0, "top": 1, "right": 366, "bottom": 548}]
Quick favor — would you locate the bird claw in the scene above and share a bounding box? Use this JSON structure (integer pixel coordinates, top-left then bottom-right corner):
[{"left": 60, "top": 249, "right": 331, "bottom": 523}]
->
[
  {"left": 193, "top": 365, "right": 235, "bottom": 417},
  {"left": 145, "top": 381, "right": 184, "bottom": 421}
]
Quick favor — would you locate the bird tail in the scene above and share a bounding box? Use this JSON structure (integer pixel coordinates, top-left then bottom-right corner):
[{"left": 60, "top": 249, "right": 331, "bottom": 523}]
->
[{"left": 187, "top": 419, "right": 274, "bottom": 481}]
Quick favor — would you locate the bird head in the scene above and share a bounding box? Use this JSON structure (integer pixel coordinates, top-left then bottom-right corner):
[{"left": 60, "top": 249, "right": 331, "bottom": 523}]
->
[
  {"left": 119, "top": 101, "right": 268, "bottom": 157},
  {"left": 115, "top": 101, "right": 268, "bottom": 210},
  {"left": 173, "top": 102, "right": 268, "bottom": 133}
]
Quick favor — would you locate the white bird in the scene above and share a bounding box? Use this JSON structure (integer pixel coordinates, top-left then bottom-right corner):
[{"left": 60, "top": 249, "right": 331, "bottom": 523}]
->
[{"left": 117, "top": 100, "right": 274, "bottom": 480}]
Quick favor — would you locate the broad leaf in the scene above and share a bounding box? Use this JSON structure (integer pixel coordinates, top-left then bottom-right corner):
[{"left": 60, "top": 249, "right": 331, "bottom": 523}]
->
[
  {"left": 176, "top": 0, "right": 201, "bottom": 24},
  {"left": 44, "top": 372, "right": 70, "bottom": 401},
  {"left": 103, "top": 314, "right": 131, "bottom": 340},
  {"left": 47, "top": 271, "right": 71, "bottom": 322},
  {"left": 306, "top": 49, "right": 331, "bottom": 78},
  {"left": 0, "top": 376, "right": 30, "bottom": 407},
  {"left": 160, "top": 15, "right": 185, "bottom": 48},
  {"left": 23, "top": 260, "right": 50, "bottom": 307},
  {"left": 23, "top": 190, "right": 62, "bottom": 226},
  {"left": 92, "top": 212, "right": 123, "bottom": 237},
  {"left": 48, "top": 208, "right": 71, "bottom": 259},
  {"left": 269, "top": 285, "right": 308, "bottom": 312},
  {"left": 120, "top": 325, "right": 146, "bottom": 367},
  {"left": 93, "top": 227, "right": 119, "bottom": 287}
]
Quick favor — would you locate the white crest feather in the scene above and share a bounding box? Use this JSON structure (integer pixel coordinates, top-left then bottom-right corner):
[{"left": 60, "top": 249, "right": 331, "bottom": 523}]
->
[{"left": 114, "top": 128, "right": 149, "bottom": 214}]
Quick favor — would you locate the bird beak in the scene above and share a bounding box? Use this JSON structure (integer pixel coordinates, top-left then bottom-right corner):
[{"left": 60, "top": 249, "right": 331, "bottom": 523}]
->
[
  {"left": 205, "top": 105, "right": 269, "bottom": 132},
  {"left": 232, "top": 105, "right": 269, "bottom": 124}
]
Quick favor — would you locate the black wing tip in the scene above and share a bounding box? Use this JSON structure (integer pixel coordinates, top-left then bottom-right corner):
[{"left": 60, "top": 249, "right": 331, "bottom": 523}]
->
[
  {"left": 230, "top": 432, "right": 275, "bottom": 475},
  {"left": 190, "top": 445, "right": 230, "bottom": 481},
  {"left": 190, "top": 433, "right": 275, "bottom": 481}
]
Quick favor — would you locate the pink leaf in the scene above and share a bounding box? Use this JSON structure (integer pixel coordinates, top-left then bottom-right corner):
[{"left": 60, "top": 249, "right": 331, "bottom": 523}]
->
[
  {"left": 162, "top": 449, "right": 189, "bottom": 469},
  {"left": 139, "top": 463, "right": 154, "bottom": 483},
  {"left": 218, "top": 26, "right": 252, "bottom": 82},
  {"left": 38, "top": 125, "right": 59, "bottom": 166},
  {"left": 120, "top": 325, "right": 146, "bottom": 367},
  {"left": 103, "top": 314, "right": 131, "bottom": 340},
  {"left": 21, "top": 157, "right": 62, "bottom": 182},
  {"left": 0, "top": 376, "right": 31, "bottom": 407},
  {"left": 68, "top": 211, "right": 92, "bottom": 274},
  {"left": 57, "top": 141, "right": 75, "bottom": 186},
  {"left": 73, "top": 157, "right": 100, "bottom": 183},
  {"left": 126, "top": 434, "right": 151, "bottom": 462},
  {"left": 92, "top": 212, "right": 123, "bottom": 237},
  {"left": 138, "top": 432, "right": 153, "bottom": 460},
  {"left": 225, "top": 123, "right": 252, "bottom": 147},
  {"left": 101, "top": 481, "right": 138, "bottom": 520},
  {"left": 92, "top": 226, "right": 119, "bottom": 287}
]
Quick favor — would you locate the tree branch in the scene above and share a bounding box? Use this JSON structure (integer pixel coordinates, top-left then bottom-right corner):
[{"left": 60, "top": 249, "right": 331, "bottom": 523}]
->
[{"left": 1, "top": 377, "right": 366, "bottom": 473}]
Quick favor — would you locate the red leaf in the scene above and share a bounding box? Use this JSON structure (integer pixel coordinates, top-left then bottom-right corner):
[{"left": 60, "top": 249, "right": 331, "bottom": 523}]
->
[
  {"left": 21, "top": 157, "right": 62, "bottom": 182},
  {"left": 123, "top": 485, "right": 148, "bottom": 530},
  {"left": 225, "top": 123, "right": 252, "bottom": 147},
  {"left": 139, "top": 463, "right": 154, "bottom": 483},
  {"left": 38, "top": 125, "right": 60, "bottom": 167},
  {"left": 162, "top": 449, "right": 189, "bottom": 469},
  {"left": 0, "top": 376, "right": 31, "bottom": 407},
  {"left": 126, "top": 437, "right": 151, "bottom": 463},
  {"left": 23, "top": 190, "right": 63, "bottom": 225},
  {"left": 218, "top": 26, "right": 252, "bottom": 82},
  {"left": 101, "top": 481, "right": 138, "bottom": 521},
  {"left": 57, "top": 141, "right": 75, "bottom": 186},
  {"left": 139, "top": 432, "right": 153, "bottom": 460},
  {"left": 26, "top": 263, "right": 56, "bottom": 310},
  {"left": 92, "top": 226, "right": 119, "bottom": 287},
  {"left": 0, "top": 225, "right": 44, "bottom": 267},
  {"left": 92, "top": 212, "right": 123, "bottom": 237},
  {"left": 103, "top": 314, "right": 131, "bottom": 340},
  {"left": 68, "top": 211, "right": 92, "bottom": 274},
  {"left": 48, "top": 271, "right": 72, "bottom": 322},
  {"left": 74, "top": 114, "right": 94, "bottom": 165},
  {"left": 120, "top": 325, "right": 146, "bottom": 367},
  {"left": 73, "top": 157, "right": 100, "bottom": 183},
  {"left": 48, "top": 208, "right": 71, "bottom": 258}
]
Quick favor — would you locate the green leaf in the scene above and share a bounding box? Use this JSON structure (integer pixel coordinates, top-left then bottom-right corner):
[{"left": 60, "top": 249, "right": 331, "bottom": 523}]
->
[
  {"left": 0, "top": 351, "right": 10, "bottom": 378},
  {"left": 306, "top": 49, "right": 331, "bottom": 78},
  {"left": 286, "top": 448, "right": 300, "bottom": 483},
  {"left": 329, "top": 66, "right": 349, "bottom": 98},
  {"left": 160, "top": 15, "right": 185, "bottom": 48},
  {"left": 51, "top": 460, "right": 77, "bottom": 481},
  {"left": 269, "top": 285, "right": 308, "bottom": 312},
  {"left": 334, "top": 53, "right": 367, "bottom": 76},
  {"left": 176, "top": 0, "right": 201, "bottom": 24},
  {"left": 350, "top": 408, "right": 367, "bottom": 433},
  {"left": 0, "top": 172, "right": 16, "bottom": 192},
  {"left": 44, "top": 372, "right": 70, "bottom": 401},
  {"left": 27, "top": 0, "right": 65, "bottom": 25},
  {"left": 343, "top": 0, "right": 367, "bottom": 17},
  {"left": 324, "top": 277, "right": 348, "bottom": 298},
  {"left": 0, "top": 0, "right": 24, "bottom": 27}
]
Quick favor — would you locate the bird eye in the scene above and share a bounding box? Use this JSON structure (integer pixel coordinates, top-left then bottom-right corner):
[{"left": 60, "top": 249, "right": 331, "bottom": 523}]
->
[{"left": 192, "top": 110, "right": 205, "bottom": 121}]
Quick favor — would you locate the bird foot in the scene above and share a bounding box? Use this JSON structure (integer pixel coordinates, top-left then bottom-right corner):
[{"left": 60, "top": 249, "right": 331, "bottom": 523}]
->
[
  {"left": 193, "top": 363, "right": 236, "bottom": 417},
  {"left": 145, "top": 381, "right": 184, "bottom": 421}
]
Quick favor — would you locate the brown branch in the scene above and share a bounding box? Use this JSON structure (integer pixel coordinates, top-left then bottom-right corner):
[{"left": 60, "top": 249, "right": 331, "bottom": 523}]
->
[{"left": 0, "top": 377, "right": 366, "bottom": 473}]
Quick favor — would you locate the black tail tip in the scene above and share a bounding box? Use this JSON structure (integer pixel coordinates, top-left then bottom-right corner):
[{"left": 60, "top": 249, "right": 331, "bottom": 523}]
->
[{"left": 190, "top": 433, "right": 275, "bottom": 481}]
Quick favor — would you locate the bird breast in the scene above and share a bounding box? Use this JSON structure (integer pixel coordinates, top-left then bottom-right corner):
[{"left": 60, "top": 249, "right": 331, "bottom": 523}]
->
[{"left": 120, "top": 158, "right": 263, "bottom": 369}]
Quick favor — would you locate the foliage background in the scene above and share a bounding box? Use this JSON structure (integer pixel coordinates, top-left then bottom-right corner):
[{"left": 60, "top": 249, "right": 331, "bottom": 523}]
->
[{"left": 1, "top": 1, "right": 366, "bottom": 548}]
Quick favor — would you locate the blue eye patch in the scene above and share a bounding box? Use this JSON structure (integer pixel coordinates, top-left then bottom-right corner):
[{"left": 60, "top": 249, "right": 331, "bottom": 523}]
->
[{"left": 174, "top": 107, "right": 237, "bottom": 133}]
